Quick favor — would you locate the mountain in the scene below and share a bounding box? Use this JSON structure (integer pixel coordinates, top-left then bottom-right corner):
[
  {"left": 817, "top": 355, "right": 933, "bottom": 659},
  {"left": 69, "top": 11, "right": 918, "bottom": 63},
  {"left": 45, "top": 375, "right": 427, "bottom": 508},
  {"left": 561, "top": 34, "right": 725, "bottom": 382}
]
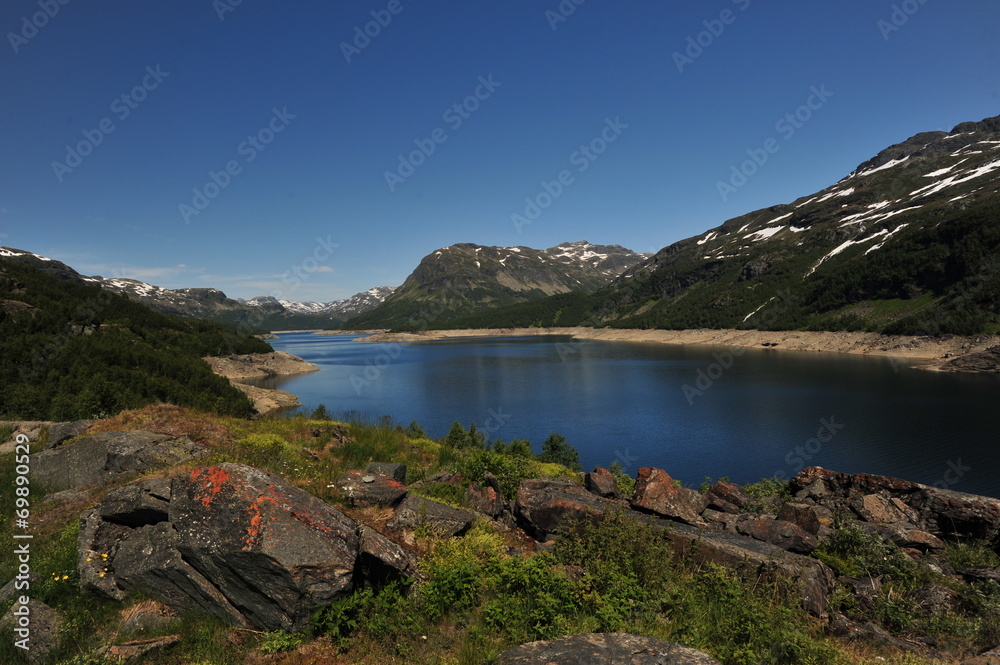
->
[
  {"left": 243, "top": 286, "right": 396, "bottom": 322},
  {"left": 0, "top": 248, "right": 393, "bottom": 330},
  {"left": 342, "top": 241, "right": 650, "bottom": 329},
  {"left": 449, "top": 114, "right": 1000, "bottom": 335},
  {"left": 0, "top": 256, "right": 267, "bottom": 420}
]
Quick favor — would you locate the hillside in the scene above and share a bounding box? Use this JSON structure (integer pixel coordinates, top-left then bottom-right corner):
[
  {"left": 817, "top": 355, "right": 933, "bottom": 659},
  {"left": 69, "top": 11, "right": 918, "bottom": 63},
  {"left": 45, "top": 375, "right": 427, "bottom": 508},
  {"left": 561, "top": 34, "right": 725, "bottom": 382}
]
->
[
  {"left": 342, "top": 241, "right": 649, "bottom": 330},
  {"left": 448, "top": 115, "right": 1000, "bottom": 335},
  {"left": 0, "top": 248, "right": 393, "bottom": 330},
  {"left": 0, "top": 259, "right": 269, "bottom": 420}
]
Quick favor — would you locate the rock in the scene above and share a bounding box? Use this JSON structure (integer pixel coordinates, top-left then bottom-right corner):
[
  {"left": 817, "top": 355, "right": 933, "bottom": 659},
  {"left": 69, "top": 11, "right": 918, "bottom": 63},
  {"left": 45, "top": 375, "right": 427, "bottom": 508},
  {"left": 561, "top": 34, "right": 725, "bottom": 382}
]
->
[
  {"left": 337, "top": 469, "right": 407, "bottom": 508},
  {"left": 962, "top": 647, "right": 1000, "bottom": 665},
  {"left": 959, "top": 567, "right": 1000, "bottom": 583},
  {"left": 119, "top": 599, "right": 180, "bottom": 635},
  {"left": 387, "top": 496, "right": 479, "bottom": 537},
  {"left": 792, "top": 466, "right": 1000, "bottom": 544},
  {"left": 827, "top": 614, "right": 918, "bottom": 652},
  {"left": 357, "top": 525, "right": 418, "bottom": 587},
  {"left": 43, "top": 420, "right": 93, "bottom": 449},
  {"left": 466, "top": 482, "right": 505, "bottom": 517},
  {"left": 30, "top": 431, "right": 207, "bottom": 492},
  {"left": 776, "top": 502, "right": 824, "bottom": 535},
  {"left": 0, "top": 599, "right": 63, "bottom": 663},
  {"left": 497, "top": 633, "right": 721, "bottom": 665},
  {"left": 852, "top": 493, "right": 914, "bottom": 524},
  {"left": 87, "top": 464, "right": 361, "bottom": 632},
  {"left": 0, "top": 573, "right": 37, "bottom": 606},
  {"left": 631, "top": 468, "right": 705, "bottom": 525},
  {"left": 706, "top": 481, "right": 750, "bottom": 510},
  {"left": 99, "top": 477, "right": 172, "bottom": 527},
  {"left": 77, "top": 508, "right": 133, "bottom": 601},
  {"left": 731, "top": 515, "right": 819, "bottom": 554},
  {"left": 365, "top": 462, "right": 407, "bottom": 483},
  {"left": 585, "top": 467, "right": 620, "bottom": 499},
  {"left": 701, "top": 509, "right": 738, "bottom": 530},
  {"left": 913, "top": 583, "right": 959, "bottom": 615},
  {"left": 650, "top": 517, "right": 835, "bottom": 617},
  {"left": 102, "top": 635, "right": 181, "bottom": 662},
  {"left": 859, "top": 522, "right": 945, "bottom": 551},
  {"left": 514, "top": 478, "right": 610, "bottom": 538}
]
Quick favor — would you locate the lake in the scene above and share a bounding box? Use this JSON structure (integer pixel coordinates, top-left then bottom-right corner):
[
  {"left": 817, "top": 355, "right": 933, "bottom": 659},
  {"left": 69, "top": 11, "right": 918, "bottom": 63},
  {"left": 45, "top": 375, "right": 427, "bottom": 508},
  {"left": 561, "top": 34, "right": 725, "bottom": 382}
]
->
[{"left": 254, "top": 332, "right": 1000, "bottom": 498}]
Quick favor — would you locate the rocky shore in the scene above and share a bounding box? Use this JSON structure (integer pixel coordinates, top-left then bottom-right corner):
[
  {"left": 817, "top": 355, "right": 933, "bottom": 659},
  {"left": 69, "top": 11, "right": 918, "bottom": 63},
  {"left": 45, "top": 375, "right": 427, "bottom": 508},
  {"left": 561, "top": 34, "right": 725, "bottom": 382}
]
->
[
  {"left": 355, "top": 327, "right": 1000, "bottom": 372},
  {"left": 203, "top": 351, "right": 319, "bottom": 415}
]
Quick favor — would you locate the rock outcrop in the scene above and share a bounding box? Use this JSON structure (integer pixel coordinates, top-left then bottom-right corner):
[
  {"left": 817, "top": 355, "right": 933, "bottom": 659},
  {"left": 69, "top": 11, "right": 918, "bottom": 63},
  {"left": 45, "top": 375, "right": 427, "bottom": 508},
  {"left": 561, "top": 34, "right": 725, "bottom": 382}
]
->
[
  {"left": 78, "top": 464, "right": 413, "bottom": 631},
  {"left": 631, "top": 467, "right": 706, "bottom": 525},
  {"left": 497, "top": 633, "right": 721, "bottom": 665},
  {"left": 31, "top": 431, "right": 207, "bottom": 492}
]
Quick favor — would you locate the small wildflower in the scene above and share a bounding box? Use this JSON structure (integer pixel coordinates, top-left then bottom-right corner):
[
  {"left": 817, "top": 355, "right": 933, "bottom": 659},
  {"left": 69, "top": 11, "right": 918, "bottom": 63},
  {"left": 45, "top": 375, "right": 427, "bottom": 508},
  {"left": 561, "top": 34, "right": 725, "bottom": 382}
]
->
[
  {"left": 98, "top": 573, "right": 105, "bottom": 578},
  {"left": 62, "top": 575, "right": 69, "bottom": 580},
  {"left": 86, "top": 557, "right": 92, "bottom": 562}
]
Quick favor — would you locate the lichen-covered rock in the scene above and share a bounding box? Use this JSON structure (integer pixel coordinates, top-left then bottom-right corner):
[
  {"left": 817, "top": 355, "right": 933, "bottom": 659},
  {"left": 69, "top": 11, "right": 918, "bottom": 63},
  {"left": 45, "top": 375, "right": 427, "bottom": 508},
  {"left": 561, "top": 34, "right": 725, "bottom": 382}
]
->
[
  {"left": 631, "top": 468, "right": 705, "bottom": 525},
  {"left": 83, "top": 464, "right": 361, "bottom": 632},
  {"left": 585, "top": 467, "right": 621, "bottom": 499},
  {"left": 387, "top": 496, "right": 479, "bottom": 537},
  {"left": 365, "top": 462, "right": 407, "bottom": 483},
  {"left": 514, "top": 478, "right": 610, "bottom": 538},
  {"left": 776, "top": 502, "right": 825, "bottom": 535},
  {"left": 706, "top": 481, "right": 750, "bottom": 511},
  {"left": 0, "top": 599, "right": 64, "bottom": 664},
  {"left": 43, "top": 420, "right": 93, "bottom": 449},
  {"left": 497, "top": 633, "right": 721, "bottom": 664},
  {"left": 337, "top": 469, "right": 407, "bottom": 508},
  {"left": 31, "top": 431, "right": 206, "bottom": 491},
  {"left": 731, "top": 515, "right": 819, "bottom": 554},
  {"left": 465, "top": 482, "right": 505, "bottom": 517}
]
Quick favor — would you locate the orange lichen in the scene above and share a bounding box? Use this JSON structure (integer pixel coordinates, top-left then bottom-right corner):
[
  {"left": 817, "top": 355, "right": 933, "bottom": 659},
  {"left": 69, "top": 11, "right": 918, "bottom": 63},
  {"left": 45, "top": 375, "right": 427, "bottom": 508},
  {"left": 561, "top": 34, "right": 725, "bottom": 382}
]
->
[{"left": 193, "top": 466, "right": 231, "bottom": 509}]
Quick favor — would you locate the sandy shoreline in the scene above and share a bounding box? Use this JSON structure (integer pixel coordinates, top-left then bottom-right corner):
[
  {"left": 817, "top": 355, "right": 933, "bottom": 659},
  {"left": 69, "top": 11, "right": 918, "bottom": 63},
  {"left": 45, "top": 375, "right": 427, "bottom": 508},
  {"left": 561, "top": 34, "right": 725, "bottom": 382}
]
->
[
  {"left": 353, "top": 327, "right": 1000, "bottom": 371},
  {"left": 204, "top": 351, "right": 320, "bottom": 415}
]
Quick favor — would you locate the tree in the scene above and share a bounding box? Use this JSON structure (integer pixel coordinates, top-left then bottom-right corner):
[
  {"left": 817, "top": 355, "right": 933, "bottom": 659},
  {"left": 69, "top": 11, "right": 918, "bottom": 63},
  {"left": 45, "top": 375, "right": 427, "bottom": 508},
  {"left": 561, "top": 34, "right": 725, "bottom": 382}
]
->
[
  {"left": 540, "top": 433, "right": 581, "bottom": 471},
  {"left": 444, "top": 421, "right": 469, "bottom": 448},
  {"left": 310, "top": 404, "right": 332, "bottom": 421},
  {"left": 467, "top": 422, "right": 485, "bottom": 449},
  {"left": 404, "top": 420, "right": 426, "bottom": 439}
]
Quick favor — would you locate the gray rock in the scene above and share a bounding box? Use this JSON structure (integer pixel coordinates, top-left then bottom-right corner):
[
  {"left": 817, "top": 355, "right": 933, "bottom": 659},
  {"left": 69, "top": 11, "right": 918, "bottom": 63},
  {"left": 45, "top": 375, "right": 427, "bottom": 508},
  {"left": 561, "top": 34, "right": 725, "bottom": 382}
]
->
[
  {"left": 31, "top": 431, "right": 206, "bottom": 491},
  {"left": 77, "top": 508, "right": 132, "bottom": 601},
  {"left": 0, "top": 599, "right": 64, "bottom": 664},
  {"left": 365, "top": 462, "right": 407, "bottom": 483},
  {"left": 44, "top": 420, "right": 94, "bottom": 449},
  {"left": 388, "top": 496, "right": 479, "bottom": 537},
  {"left": 357, "top": 525, "right": 418, "bottom": 586},
  {"left": 497, "top": 633, "right": 721, "bottom": 664},
  {"left": 514, "top": 478, "right": 611, "bottom": 538},
  {"left": 338, "top": 469, "right": 407, "bottom": 508},
  {"left": 99, "top": 477, "right": 172, "bottom": 527}
]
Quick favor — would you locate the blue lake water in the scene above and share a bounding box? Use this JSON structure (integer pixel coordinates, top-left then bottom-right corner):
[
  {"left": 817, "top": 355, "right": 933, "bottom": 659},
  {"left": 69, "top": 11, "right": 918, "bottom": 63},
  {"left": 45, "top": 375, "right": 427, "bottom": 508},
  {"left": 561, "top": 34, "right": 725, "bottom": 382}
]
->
[{"left": 255, "top": 332, "right": 1000, "bottom": 498}]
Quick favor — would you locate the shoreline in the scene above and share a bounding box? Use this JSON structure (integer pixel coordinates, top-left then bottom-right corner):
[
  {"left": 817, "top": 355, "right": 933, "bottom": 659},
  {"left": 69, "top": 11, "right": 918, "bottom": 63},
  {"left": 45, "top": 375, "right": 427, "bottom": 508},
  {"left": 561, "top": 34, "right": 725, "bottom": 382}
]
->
[
  {"left": 352, "top": 327, "right": 1000, "bottom": 372},
  {"left": 204, "top": 351, "right": 320, "bottom": 415}
]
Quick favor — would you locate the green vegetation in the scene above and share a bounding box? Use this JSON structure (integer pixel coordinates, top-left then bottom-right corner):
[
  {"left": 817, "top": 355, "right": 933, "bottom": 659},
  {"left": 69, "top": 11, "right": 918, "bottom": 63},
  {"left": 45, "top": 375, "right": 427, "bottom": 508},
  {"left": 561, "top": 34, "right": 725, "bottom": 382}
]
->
[
  {"left": 0, "top": 407, "right": 989, "bottom": 665},
  {"left": 0, "top": 261, "right": 268, "bottom": 419}
]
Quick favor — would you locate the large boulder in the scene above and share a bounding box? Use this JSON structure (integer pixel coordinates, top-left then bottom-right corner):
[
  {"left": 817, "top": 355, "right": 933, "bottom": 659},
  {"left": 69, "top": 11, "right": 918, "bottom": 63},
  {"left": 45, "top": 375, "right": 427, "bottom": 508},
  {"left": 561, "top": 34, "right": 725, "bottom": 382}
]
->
[
  {"left": 497, "top": 633, "right": 720, "bottom": 664},
  {"left": 705, "top": 481, "right": 750, "bottom": 513},
  {"left": 80, "top": 464, "right": 361, "bottom": 631},
  {"left": 387, "top": 496, "right": 479, "bottom": 537},
  {"left": 357, "top": 526, "right": 418, "bottom": 586},
  {"left": 631, "top": 468, "right": 706, "bottom": 525},
  {"left": 514, "top": 478, "right": 611, "bottom": 538},
  {"left": 31, "top": 431, "right": 207, "bottom": 491},
  {"left": 43, "top": 420, "right": 94, "bottom": 449}
]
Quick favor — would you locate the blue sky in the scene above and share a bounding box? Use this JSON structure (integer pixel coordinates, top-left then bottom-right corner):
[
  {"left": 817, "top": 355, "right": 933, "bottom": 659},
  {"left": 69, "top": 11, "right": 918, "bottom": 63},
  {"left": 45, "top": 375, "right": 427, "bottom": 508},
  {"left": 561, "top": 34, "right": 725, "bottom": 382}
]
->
[{"left": 2, "top": 0, "right": 998, "bottom": 302}]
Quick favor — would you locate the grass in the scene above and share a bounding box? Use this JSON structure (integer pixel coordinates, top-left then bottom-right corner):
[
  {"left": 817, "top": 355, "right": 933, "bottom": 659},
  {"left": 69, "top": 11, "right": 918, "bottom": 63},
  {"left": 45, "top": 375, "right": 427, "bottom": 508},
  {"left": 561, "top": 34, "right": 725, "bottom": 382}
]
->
[{"left": 6, "top": 406, "right": 997, "bottom": 664}]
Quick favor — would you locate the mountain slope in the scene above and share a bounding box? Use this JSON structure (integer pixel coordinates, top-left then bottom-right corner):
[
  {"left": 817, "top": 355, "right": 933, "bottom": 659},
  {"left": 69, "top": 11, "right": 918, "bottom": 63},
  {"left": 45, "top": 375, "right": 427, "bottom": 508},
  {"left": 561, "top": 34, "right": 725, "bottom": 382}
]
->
[
  {"left": 454, "top": 115, "right": 1000, "bottom": 335},
  {"left": 0, "top": 258, "right": 268, "bottom": 420},
  {"left": 343, "top": 241, "right": 650, "bottom": 329},
  {"left": 0, "top": 248, "right": 393, "bottom": 330}
]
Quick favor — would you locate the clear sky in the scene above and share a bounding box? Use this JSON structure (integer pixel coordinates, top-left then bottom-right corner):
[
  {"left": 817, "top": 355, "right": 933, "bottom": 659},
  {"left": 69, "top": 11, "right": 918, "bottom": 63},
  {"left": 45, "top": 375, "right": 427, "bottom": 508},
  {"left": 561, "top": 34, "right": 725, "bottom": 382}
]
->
[{"left": 2, "top": 1, "right": 998, "bottom": 302}]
